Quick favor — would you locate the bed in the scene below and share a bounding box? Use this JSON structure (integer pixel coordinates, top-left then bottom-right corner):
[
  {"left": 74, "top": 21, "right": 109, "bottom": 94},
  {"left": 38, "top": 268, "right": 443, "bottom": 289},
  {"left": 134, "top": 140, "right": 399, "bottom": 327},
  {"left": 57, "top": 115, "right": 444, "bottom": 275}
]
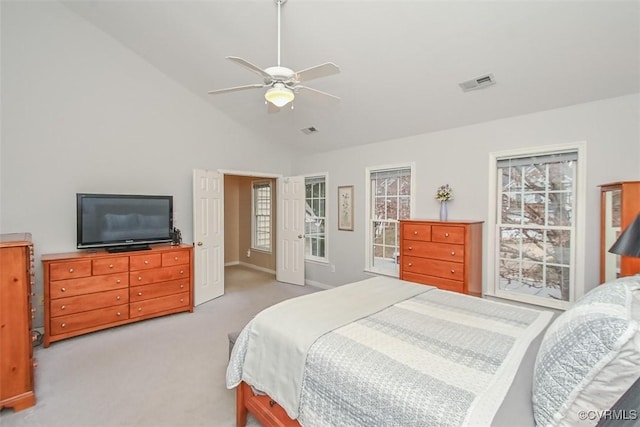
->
[{"left": 227, "top": 275, "right": 640, "bottom": 427}]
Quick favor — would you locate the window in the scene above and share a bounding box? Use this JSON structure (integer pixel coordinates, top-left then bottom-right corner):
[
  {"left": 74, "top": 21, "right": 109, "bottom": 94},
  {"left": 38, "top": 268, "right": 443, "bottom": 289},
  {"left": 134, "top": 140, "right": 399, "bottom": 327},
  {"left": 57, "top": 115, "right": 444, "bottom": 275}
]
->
[
  {"left": 305, "top": 175, "right": 327, "bottom": 262},
  {"left": 365, "top": 164, "right": 414, "bottom": 276},
  {"left": 488, "top": 143, "right": 586, "bottom": 310},
  {"left": 252, "top": 181, "right": 272, "bottom": 252}
]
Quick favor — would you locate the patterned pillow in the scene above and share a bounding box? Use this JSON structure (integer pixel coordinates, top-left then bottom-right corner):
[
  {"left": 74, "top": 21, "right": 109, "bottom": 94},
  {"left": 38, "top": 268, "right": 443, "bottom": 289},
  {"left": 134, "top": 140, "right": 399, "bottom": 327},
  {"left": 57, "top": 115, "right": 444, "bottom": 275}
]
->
[{"left": 532, "top": 276, "right": 640, "bottom": 427}]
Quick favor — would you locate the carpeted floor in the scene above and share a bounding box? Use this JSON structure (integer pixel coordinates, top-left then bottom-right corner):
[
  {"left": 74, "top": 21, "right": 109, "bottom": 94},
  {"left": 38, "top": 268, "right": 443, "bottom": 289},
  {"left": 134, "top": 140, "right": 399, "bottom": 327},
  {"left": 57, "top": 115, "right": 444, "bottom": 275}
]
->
[{"left": 0, "top": 265, "right": 320, "bottom": 427}]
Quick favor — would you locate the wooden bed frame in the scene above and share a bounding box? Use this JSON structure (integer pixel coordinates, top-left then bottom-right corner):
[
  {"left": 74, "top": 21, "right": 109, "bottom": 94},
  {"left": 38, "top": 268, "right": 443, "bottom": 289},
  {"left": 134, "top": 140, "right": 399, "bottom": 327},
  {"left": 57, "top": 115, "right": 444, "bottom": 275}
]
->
[{"left": 236, "top": 381, "right": 300, "bottom": 427}]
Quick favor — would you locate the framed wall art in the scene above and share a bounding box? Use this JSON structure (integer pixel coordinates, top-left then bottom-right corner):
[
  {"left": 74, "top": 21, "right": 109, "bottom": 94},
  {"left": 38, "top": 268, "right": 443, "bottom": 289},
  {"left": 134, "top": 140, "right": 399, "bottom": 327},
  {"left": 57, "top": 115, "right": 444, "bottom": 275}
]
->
[{"left": 338, "top": 185, "right": 354, "bottom": 231}]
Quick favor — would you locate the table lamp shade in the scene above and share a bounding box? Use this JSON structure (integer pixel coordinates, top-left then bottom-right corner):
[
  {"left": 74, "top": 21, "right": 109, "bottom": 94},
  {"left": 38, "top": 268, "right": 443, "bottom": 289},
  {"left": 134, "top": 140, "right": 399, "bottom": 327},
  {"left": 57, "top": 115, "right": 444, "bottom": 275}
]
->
[{"left": 609, "top": 213, "right": 640, "bottom": 257}]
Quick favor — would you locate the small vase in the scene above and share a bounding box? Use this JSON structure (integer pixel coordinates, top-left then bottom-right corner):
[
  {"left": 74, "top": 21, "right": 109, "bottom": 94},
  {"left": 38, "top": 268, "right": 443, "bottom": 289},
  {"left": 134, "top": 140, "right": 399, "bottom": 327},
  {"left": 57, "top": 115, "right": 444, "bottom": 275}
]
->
[{"left": 439, "top": 201, "right": 448, "bottom": 221}]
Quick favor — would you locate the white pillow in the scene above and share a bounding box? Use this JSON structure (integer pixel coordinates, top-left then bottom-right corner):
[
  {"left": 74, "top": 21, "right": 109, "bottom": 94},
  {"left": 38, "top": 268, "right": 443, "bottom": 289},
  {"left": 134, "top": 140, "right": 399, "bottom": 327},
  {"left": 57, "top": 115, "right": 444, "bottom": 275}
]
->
[{"left": 532, "top": 277, "right": 640, "bottom": 427}]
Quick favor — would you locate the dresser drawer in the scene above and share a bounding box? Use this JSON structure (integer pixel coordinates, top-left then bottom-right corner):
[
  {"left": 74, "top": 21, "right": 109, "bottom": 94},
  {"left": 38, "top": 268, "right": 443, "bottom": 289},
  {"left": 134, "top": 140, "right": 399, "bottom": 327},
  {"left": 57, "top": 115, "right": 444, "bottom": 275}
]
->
[
  {"left": 50, "top": 304, "right": 129, "bottom": 335},
  {"left": 130, "top": 279, "right": 190, "bottom": 302},
  {"left": 402, "top": 255, "right": 464, "bottom": 281},
  {"left": 431, "top": 225, "right": 465, "bottom": 244},
  {"left": 130, "top": 265, "right": 189, "bottom": 286},
  {"left": 162, "top": 250, "right": 190, "bottom": 266},
  {"left": 402, "top": 224, "right": 432, "bottom": 242},
  {"left": 130, "top": 291, "right": 190, "bottom": 318},
  {"left": 129, "top": 253, "right": 162, "bottom": 270},
  {"left": 92, "top": 256, "right": 129, "bottom": 275},
  {"left": 50, "top": 289, "right": 129, "bottom": 317},
  {"left": 49, "top": 273, "right": 129, "bottom": 299},
  {"left": 401, "top": 272, "right": 464, "bottom": 293},
  {"left": 49, "top": 260, "right": 92, "bottom": 281},
  {"left": 401, "top": 240, "right": 464, "bottom": 262}
]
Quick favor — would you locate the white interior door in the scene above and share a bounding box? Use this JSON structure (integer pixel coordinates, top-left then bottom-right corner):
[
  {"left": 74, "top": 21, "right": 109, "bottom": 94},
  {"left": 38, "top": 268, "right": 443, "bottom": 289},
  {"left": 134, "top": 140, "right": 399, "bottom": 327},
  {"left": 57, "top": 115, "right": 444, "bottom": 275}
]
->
[
  {"left": 276, "top": 176, "right": 305, "bottom": 286},
  {"left": 193, "top": 169, "right": 224, "bottom": 305}
]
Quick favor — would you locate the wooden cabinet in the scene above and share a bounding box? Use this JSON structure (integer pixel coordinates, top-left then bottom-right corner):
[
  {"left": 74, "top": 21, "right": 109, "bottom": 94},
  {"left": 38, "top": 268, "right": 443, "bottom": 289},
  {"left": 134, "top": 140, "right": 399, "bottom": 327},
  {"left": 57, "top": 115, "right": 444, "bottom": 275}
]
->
[
  {"left": 600, "top": 181, "right": 640, "bottom": 283},
  {"left": 399, "top": 220, "right": 483, "bottom": 296},
  {"left": 42, "top": 244, "right": 193, "bottom": 347},
  {"left": 0, "top": 233, "right": 36, "bottom": 412}
]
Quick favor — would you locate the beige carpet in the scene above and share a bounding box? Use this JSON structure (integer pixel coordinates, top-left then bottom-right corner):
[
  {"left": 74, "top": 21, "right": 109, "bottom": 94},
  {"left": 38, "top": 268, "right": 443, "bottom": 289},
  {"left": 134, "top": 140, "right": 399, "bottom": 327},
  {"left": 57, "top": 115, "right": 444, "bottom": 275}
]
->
[{"left": 0, "top": 265, "right": 319, "bottom": 427}]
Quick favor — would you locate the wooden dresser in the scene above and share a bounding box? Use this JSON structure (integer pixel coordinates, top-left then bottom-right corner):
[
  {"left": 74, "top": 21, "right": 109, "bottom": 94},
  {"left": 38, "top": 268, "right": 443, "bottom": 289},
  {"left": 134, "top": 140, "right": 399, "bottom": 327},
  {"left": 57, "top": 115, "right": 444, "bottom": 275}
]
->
[
  {"left": 399, "top": 220, "right": 483, "bottom": 296},
  {"left": 42, "top": 244, "right": 193, "bottom": 347},
  {"left": 0, "top": 233, "right": 36, "bottom": 412}
]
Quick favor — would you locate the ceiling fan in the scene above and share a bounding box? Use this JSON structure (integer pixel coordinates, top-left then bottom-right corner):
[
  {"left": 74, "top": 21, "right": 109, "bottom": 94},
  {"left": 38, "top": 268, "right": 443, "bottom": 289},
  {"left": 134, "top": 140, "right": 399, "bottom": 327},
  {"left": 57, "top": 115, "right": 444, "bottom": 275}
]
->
[{"left": 207, "top": 0, "right": 340, "bottom": 112}]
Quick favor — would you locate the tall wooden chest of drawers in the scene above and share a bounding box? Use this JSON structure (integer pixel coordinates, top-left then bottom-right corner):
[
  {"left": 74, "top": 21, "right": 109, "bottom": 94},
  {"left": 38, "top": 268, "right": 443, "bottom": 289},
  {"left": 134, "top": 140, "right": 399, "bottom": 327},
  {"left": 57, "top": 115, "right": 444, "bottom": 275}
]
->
[
  {"left": 42, "top": 244, "right": 193, "bottom": 347},
  {"left": 0, "top": 233, "right": 36, "bottom": 412},
  {"left": 399, "top": 220, "right": 483, "bottom": 296}
]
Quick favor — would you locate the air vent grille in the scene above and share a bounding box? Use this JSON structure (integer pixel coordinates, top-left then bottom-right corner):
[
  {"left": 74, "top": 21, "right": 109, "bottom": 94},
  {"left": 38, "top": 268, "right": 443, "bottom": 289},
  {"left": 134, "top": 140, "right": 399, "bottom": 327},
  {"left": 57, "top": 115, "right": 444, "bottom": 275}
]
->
[
  {"left": 301, "top": 126, "right": 319, "bottom": 135},
  {"left": 459, "top": 74, "right": 496, "bottom": 92}
]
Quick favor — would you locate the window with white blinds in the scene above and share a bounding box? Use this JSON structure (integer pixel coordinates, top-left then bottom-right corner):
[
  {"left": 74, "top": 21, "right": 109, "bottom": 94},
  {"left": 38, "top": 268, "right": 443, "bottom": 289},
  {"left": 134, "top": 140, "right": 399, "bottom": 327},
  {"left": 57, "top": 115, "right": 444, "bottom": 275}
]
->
[
  {"left": 489, "top": 144, "right": 586, "bottom": 309},
  {"left": 252, "top": 181, "right": 272, "bottom": 252},
  {"left": 366, "top": 164, "right": 414, "bottom": 276},
  {"left": 305, "top": 175, "right": 327, "bottom": 261}
]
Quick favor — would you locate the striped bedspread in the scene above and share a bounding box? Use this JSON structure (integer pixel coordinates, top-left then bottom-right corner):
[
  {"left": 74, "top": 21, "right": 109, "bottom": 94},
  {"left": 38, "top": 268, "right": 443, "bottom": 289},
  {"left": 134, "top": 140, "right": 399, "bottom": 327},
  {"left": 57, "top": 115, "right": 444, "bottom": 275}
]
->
[{"left": 228, "top": 280, "right": 553, "bottom": 426}]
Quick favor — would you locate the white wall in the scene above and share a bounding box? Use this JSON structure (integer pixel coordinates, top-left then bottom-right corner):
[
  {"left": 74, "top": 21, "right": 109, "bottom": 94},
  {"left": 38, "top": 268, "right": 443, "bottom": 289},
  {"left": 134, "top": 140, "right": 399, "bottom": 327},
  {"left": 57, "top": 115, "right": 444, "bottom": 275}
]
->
[
  {"left": 1, "top": 1, "right": 294, "bottom": 325},
  {"left": 296, "top": 94, "right": 640, "bottom": 292}
]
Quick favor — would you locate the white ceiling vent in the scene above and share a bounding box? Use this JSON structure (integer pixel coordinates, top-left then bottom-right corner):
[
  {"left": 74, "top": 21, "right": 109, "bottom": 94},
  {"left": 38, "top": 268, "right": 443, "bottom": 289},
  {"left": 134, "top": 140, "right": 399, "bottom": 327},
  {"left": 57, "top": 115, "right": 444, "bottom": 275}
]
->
[
  {"left": 301, "top": 126, "right": 319, "bottom": 135},
  {"left": 459, "top": 74, "right": 496, "bottom": 92}
]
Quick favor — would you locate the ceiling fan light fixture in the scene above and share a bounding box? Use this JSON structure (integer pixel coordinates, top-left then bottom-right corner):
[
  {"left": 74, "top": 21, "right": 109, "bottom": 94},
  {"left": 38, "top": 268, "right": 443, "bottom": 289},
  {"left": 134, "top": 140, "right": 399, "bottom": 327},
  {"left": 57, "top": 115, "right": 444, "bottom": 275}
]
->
[{"left": 265, "top": 83, "right": 294, "bottom": 107}]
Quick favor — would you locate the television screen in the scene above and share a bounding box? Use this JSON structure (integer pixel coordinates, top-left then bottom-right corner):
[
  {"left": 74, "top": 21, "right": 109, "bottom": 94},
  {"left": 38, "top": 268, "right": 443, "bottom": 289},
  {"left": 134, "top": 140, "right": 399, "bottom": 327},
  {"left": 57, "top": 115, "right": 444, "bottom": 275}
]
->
[{"left": 77, "top": 193, "right": 173, "bottom": 251}]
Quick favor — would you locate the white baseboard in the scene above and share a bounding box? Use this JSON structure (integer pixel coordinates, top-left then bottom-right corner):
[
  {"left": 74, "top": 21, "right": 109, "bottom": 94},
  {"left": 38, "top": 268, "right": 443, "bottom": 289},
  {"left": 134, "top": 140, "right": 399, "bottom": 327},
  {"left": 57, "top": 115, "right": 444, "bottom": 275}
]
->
[
  {"left": 238, "top": 262, "right": 276, "bottom": 275},
  {"left": 305, "top": 279, "right": 333, "bottom": 289},
  {"left": 226, "top": 262, "right": 333, "bottom": 289}
]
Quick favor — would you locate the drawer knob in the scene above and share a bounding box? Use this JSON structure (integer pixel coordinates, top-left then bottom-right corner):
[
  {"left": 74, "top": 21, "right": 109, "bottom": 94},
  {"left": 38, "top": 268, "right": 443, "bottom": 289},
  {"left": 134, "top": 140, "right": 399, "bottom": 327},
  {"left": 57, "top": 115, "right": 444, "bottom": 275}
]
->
[
  {"left": 408, "top": 246, "right": 413, "bottom": 251},
  {"left": 180, "top": 270, "right": 184, "bottom": 275},
  {"left": 138, "top": 276, "right": 143, "bottom": 281},
  {"left": 138, "top": 307, "right": 142, "bottom": 312},
  {"left": 61, "top": 305, "right": 66, "bottom": 310},
  {"left": 445, "top": 232, "right": 449, "bottom": 237},
  {"left": 61, "top": 287, "right": 66, "bottom": 292},
  {"left": 174, "top": 256, "right": 179, "bottom": 261},
  {"left": 116, "top": 295, "right": 121, "bottom": 300},
  {"left": 144, "top": 260, "right": 149, "bottom": 264},
  {"left": 138, "top": 292, "right": 143, "bottom": 296},
  {"left": 408, "top": 262, "right": 413, "bottom": 267},
  {"left": 69, "top": 268, "right": 74, "bottom": 273},
  {"left": 109, "top": 264, "right": 114, "bottom": 268},
  {"left": 180, "top": 298, "right": 184, "bottom": 303},
  {"left": 451, "top": 251, "right": 455, "bottom": 256},
  {"left": 180, "top": 284, "right": 184, "bottom": 289},
  {"left": 116, "top": 279, "right": 121, "bottom": 284},
  {"left": 451, "top": 269, "right": 455, "bottom": 274},
  {"left": 61, "top": 322, "right": 66, "bottom": 328},
  {"left": 413, "top": 231, "right": 418, "bottom": 235}
]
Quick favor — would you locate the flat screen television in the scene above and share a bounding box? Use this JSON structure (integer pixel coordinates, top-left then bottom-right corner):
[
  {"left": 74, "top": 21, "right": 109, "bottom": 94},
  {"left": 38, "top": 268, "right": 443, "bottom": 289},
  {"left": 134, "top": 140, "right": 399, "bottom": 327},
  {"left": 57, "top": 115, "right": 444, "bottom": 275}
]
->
[{"left": 77, "top": 193, "right": 173, "bottom": 252}]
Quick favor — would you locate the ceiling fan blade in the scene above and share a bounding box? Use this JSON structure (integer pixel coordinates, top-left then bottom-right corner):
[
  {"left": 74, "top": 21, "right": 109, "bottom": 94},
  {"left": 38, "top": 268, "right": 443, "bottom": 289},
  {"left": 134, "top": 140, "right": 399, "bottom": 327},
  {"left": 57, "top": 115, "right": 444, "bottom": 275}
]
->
[
  {"left": 208, "top": 83, "right": 264, "bottom": 95},
  {"left": 296, "top": 85, "right": 341, "bottom": 103},
  {"left": 295, "top": 63, "right": 340, "bottom": 83},
  {"left": 226, "top": 56, "right": 272, "bottom": 81}
]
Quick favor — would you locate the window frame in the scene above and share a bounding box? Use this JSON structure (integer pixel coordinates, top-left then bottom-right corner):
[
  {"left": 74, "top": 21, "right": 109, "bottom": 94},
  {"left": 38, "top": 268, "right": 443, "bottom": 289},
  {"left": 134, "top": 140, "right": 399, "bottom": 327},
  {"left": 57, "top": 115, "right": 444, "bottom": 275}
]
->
[
  {"left": 486, "top": 142, "right": 587, "bottom": 310},
  {"left": 304, "top": 173, "right": 329, "bottom": 263},
  {"left": 364, "top": 162, "right": 416, "bottom": 277},
  {"left": 251, "top": 180, "right": 272, "bottom": 253}
]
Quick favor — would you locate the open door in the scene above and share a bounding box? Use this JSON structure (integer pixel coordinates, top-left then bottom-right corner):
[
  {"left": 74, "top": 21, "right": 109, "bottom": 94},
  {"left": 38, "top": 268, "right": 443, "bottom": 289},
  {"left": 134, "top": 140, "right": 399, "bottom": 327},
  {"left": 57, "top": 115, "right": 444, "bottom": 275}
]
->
[
  {"left": 276, "top": 176, "right": 305, "bottom": 286},
  {"left": 193, "top": 169, "right": 224, "bottom": 305}
]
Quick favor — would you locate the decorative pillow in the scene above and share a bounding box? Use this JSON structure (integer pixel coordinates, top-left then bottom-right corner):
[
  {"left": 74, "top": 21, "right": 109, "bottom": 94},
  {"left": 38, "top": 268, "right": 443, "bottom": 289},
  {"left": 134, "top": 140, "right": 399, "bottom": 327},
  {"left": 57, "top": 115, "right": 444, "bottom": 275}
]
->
[{"left": 532, "top": 276, "right": 640, "bottom": 427}]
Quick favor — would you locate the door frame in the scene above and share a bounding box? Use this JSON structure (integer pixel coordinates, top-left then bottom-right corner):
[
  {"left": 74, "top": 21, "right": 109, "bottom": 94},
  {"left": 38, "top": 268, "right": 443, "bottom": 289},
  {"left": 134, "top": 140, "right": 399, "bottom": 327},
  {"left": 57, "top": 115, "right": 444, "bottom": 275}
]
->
[{"left": 217, "top": 169, "right": 306, "bottom": 288}]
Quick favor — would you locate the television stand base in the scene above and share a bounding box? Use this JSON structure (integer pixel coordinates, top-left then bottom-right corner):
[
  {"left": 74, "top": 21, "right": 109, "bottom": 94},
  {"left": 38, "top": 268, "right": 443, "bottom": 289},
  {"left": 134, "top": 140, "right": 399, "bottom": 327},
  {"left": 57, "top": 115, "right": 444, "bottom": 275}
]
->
[{"left": 106, "top": 244, "right": 151, "bottom": 253}]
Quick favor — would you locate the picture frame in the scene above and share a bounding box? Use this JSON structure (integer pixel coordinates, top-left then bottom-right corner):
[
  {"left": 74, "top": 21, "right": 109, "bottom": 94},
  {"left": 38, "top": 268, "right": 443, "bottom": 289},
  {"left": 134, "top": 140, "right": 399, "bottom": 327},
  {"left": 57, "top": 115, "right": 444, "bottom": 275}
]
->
[{"left": 338, "top": 185, "right": 354, "bottom": 231}]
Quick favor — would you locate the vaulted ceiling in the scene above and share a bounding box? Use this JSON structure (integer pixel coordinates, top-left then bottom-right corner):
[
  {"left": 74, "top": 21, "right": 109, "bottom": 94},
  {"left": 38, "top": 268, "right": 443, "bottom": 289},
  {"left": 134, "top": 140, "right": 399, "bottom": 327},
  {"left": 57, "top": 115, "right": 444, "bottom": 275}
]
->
[{"left": 62, "top": 0, "right": 640, "bottom": 155}]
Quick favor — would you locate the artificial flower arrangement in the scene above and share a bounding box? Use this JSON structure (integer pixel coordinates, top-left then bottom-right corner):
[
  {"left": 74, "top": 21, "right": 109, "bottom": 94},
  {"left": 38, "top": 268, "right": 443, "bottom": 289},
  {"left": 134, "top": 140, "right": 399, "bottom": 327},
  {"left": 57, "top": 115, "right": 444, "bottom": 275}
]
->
[{"left": 435, "top": 184, "right": 453, "bottom": 202}]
